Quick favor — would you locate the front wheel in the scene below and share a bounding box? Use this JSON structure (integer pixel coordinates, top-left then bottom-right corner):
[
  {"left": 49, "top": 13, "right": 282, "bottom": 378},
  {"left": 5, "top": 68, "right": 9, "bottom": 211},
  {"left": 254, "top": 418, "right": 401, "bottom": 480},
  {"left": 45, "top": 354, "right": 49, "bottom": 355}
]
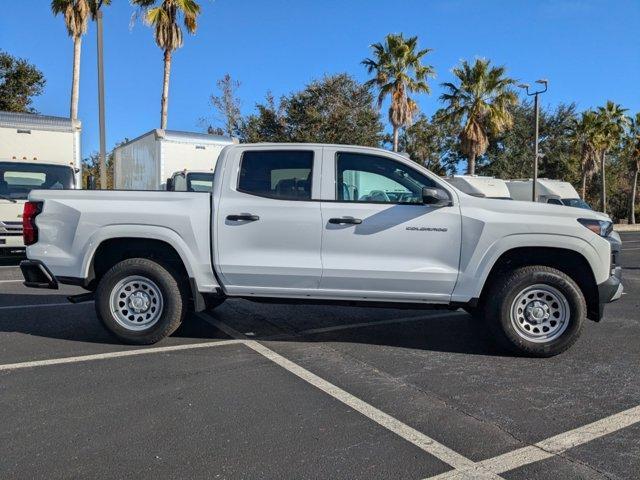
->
[
  {"left": 95, "top": 258, "right": 188, "bottom": 344},
  {"left": 484, "top": 266, "right": 586, "bottom": 357}
]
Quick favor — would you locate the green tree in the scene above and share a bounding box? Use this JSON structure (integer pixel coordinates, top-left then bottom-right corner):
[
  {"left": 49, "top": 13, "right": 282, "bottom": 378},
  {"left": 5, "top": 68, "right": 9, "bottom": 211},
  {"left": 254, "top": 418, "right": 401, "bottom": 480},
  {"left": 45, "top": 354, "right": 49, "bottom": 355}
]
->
[
  {"left": 397, "top": 112, "right": 460, "bottom": 175},
  {"left": 625, "top": 113, "right": 640, "bottom": 223},
  {"left": 133, "top": 0, "right": 201, "bottom": 129},
  {"left": 283, "top": 74, "right": 383, "bottom": 146},
  {"left": 569, "top": 110, "right": 600, "bottom": 199},
  {"left": 206, "top": 73, "right": 242, "bottom": 137},
  {"left": 238, "top": 74, "right": 383, "bottom": 146},
  {"left": 237, "top": 92, "right": 287, "bottom": 143},
  {"left": 0, "top": 51, "right": 46, "bottom": 112},
  {"left": 594, "top": 101, "right": 629, "bottom": 214},
  {"left": 483, "top": 102, "right": 579, "bottom": 182},
  {"left": 51, "top": 0, "right": 92, "bottom": 120},
  {"left": 362, "top": 33, "right": 435, "bottom": 152},
  {"left": 439, "top": 58, "right": 518, "bottom": 175},
  {"left": 82, "top": 149, "right": 114, "bottom": 189}
]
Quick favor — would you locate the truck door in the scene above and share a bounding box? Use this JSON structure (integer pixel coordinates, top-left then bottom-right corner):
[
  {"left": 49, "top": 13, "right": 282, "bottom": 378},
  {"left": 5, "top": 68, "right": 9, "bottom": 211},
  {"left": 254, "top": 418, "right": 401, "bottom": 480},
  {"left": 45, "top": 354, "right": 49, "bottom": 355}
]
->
[
  {"left": 319, "top": 148, "right": 462, "bottom": 303},
  {"left": 214, "top": 146, "right": 323, "bottom": 295}
]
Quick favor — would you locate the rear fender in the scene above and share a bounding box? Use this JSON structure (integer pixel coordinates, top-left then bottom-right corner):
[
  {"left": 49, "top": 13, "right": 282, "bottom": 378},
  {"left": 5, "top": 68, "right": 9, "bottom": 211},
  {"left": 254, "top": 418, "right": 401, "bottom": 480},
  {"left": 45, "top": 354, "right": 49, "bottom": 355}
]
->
[{"left": 82, "top": 224, "right": 219, "bottom": 293}]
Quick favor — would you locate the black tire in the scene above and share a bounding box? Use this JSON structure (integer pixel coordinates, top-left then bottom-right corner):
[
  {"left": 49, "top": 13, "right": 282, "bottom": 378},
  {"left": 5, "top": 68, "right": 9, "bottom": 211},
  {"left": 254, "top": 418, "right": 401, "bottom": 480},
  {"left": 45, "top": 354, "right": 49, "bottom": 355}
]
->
[
  {"left": 483, "top": 265, "right": 586, "bottom": 357},
  {"left": 95, "top": 257, "right": 188, "bottom": 344}
]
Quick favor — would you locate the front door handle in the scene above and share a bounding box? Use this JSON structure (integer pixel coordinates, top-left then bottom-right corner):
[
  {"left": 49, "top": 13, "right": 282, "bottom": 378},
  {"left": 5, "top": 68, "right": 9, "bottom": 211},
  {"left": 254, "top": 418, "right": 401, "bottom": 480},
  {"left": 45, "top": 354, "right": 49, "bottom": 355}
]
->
[
  {"left": 227, "top": 214, "right": 260, "bottom": 222},
  {"left": 328, "top": 217, "right": 362, "bottom": 225}
]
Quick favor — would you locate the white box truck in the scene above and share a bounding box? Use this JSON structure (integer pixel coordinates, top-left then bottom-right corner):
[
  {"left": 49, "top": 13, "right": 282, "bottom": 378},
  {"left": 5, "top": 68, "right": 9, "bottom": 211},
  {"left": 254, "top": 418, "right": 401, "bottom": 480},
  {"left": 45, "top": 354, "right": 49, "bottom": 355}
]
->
[
  {"left": 444, "top": 175, "right": 512, "bottom": 200},
  {"left": 113, "top": 129, "right": 234, "bottom": 191},
  {"left": 505, "top": 179, "right": 591, "bottom": 209},
  {"left": 0, "top": 111, "right": 81, "bottom": 256}
]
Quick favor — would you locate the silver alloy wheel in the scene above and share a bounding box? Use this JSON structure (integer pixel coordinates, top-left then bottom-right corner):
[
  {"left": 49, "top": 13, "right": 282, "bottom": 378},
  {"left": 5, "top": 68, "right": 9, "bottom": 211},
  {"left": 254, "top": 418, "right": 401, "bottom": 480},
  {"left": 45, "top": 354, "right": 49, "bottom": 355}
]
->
[
  {"left": 510, "top": 284, "right": 570, "bottom": 343},
  {"left": 109, "top": 275, "right": 164, "bottom": 331}
]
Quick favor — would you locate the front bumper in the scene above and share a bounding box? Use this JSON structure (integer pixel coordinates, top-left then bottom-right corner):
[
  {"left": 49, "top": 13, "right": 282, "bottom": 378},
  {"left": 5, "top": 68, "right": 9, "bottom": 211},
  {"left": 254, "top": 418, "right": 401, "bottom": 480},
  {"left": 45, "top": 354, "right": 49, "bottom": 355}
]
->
[
  {"left": 20, "top": 260, "right": 59, "bottom": 289},
  {"left": 597, "top": 266, "right": 623, "bottom": 319}
]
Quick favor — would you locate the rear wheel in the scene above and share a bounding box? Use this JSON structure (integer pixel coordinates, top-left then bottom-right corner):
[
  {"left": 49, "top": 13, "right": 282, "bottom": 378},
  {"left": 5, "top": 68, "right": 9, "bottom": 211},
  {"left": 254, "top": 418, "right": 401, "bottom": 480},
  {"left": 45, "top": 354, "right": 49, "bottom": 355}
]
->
[
  {"left": 483, "top": 265, "right": 585, "bottom": 357},
  {"left": 95, "top": 258, "right": 188, "bottom": 344}
]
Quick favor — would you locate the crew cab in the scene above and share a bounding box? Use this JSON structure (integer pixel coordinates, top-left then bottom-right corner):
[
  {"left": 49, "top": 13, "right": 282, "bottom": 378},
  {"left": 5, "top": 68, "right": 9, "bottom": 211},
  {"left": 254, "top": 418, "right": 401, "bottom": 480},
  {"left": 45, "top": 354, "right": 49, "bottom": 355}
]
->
[{"left": 20, "top": 144, "right": 623, "bottom": 356}]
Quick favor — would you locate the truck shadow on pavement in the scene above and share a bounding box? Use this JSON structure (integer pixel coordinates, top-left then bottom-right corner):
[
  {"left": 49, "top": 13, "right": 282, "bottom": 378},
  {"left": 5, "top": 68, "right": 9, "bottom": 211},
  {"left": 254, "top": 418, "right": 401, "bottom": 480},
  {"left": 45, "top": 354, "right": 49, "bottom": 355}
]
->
[
  {"left": 0, "top": 292, "right": 225, "bottom": 346},
  {"left": 284, "top": 314, "right": 506, "bottom": 357},
  {"left": 0, "top": 291, "right": 507, "bottom": 356}
]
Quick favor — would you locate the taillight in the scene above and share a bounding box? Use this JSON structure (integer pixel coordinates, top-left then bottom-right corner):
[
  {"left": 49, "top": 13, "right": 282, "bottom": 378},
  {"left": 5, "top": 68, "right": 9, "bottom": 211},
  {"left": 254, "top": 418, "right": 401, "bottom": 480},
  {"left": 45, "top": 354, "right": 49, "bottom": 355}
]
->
[{"left": 23, "top": 201, "right": 42, "bottom": 246}]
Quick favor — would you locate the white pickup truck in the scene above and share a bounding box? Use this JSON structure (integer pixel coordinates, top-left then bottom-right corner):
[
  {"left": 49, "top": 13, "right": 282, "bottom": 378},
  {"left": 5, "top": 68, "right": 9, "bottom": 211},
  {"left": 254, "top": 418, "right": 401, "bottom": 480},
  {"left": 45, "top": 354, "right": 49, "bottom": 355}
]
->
[{"left": 20, "top": 144, "right": 623, "bottom": 356}]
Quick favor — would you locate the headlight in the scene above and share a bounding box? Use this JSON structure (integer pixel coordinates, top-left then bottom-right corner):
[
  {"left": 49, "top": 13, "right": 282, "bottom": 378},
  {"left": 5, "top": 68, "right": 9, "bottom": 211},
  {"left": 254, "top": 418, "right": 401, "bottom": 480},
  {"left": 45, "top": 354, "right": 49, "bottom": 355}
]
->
[{"left": 577, "top": 218, "right": 613, "bottom": 237}]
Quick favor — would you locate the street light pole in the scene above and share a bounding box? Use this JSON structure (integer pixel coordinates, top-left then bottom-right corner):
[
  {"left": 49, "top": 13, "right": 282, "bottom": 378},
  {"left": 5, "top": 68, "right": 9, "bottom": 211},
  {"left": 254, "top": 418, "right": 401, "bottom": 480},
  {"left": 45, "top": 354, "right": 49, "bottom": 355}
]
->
[
  {"left": 96, "top": 9, "right": 107, "bottom": 189},
  {"left": 518, "top": 79, "right": 548, "bottom": 202}
]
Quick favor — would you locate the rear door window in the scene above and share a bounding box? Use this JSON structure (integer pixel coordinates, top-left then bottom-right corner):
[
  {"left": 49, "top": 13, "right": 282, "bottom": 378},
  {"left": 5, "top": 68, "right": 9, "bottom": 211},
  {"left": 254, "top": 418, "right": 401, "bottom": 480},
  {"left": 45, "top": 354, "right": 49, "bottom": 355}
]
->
[{"left": 238, "top": 150, "right": 313, "bottom": 200}]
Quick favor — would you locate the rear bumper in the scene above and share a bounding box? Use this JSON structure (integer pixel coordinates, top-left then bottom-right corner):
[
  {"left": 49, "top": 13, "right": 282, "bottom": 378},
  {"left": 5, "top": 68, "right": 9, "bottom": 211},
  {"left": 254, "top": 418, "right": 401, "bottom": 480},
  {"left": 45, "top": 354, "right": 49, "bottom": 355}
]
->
[{"left": 20, "top": 260, "right": 59, "bottom": 289}]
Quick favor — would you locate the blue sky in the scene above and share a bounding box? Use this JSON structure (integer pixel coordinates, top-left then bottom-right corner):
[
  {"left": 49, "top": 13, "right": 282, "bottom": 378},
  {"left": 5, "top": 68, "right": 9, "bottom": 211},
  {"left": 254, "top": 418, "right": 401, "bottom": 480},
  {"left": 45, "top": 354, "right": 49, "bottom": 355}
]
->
[{"left": 1, "top": 0, "right": 639, "bottom": 159}]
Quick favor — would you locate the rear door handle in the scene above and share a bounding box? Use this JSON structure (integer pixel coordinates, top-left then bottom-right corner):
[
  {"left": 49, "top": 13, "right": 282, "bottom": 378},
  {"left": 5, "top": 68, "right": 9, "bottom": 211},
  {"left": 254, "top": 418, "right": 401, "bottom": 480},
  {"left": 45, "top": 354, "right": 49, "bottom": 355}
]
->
[
  {"left": 227, "top": 214, "right": 260, "bottom": 222},
  {"left": 328, "top": 217, "right": 362, "bottom": 225}
]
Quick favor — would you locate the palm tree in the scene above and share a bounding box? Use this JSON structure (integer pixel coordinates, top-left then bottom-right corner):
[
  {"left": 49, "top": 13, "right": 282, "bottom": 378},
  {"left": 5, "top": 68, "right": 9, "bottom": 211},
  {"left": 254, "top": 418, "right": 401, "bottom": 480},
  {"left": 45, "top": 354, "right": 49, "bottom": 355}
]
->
[
  {"left": 362, "top": 33, "right": 435, "bottom": 152},
  {"left": 569, "top": 111, "right": 600, "bottom": 199},
  {"left": 88, "top": 0, "right": 110, "bottom": 18},
  {"left": 132, "top": 0, "right": 201, "bottom": 129},
  {"left": 594, "top": 101, "right": 629, "bottom": 214},
  {"left": 626, "top": 113, "right": 640, "bottom": 224},
  {"left": 51, "top": 0, "right": 91, "bottom": 120},
  {"left": 439, "top": 59, "right": 518, "bottom": 175}
]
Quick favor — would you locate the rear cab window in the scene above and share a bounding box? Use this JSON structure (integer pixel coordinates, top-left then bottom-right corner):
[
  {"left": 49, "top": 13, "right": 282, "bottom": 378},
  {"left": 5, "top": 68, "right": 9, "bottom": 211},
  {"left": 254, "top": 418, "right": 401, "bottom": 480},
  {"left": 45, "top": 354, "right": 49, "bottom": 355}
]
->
[{"left": 238, "top": 150, "right": 314, "bottom": 200}]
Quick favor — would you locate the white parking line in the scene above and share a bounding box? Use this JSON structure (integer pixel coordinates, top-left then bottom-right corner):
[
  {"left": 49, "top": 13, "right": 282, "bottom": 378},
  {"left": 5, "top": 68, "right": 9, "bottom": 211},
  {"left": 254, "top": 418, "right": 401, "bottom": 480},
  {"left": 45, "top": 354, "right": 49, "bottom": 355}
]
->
[
  {"left": 0, "top": 339, "right": 244, "bottom": 371},
  {"left": 478, "top": 405, "right": 640, "bottom": 474},
  {"left": 2, "top": 309, "right": 637, "bottom": 478},
  {"left": 430, "top": 404, "right": 640, "bottom": 478},
  {"left": 245, "top": 339, "right": 501, "bottom": 478},
  {"left": 0, "top": 279, "right": 22, "bottom": 283}
]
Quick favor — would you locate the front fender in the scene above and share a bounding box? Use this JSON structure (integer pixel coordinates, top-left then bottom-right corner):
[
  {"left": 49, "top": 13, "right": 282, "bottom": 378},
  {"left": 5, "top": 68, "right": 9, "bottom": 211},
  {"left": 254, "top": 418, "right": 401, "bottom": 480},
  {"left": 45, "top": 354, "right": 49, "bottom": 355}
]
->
[{"left": 451, "top": 233, "right": 608, "bottom": 303}]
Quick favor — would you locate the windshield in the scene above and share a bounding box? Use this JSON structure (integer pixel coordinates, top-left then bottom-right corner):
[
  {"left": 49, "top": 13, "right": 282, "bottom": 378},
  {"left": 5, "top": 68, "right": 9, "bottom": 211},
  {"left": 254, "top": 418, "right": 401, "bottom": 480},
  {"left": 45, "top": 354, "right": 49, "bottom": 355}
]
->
[
  {"left": 0, "top": 161, "right": 75, "bottom": 200},
  {"left": 561, "top": 198, "right": 592, "bottom": 210},
  {"left": 186, "top": 172, "right": 214, "bottom": 192}
]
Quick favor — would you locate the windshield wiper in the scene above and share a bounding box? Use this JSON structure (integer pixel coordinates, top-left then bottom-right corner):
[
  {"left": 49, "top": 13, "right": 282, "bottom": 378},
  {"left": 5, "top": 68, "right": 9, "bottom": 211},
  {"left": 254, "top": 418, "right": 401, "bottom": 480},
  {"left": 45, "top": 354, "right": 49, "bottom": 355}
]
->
[{"left": 0, "top": 193, "right": 17, "bottom": 203}]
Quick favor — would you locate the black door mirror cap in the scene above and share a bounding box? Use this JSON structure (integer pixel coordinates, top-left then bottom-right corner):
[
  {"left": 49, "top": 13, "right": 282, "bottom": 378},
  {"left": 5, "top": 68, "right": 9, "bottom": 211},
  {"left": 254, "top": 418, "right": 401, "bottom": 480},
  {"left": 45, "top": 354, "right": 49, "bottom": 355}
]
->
[{"left": 422, "top": 187, "right": 452, "bottom": 206}]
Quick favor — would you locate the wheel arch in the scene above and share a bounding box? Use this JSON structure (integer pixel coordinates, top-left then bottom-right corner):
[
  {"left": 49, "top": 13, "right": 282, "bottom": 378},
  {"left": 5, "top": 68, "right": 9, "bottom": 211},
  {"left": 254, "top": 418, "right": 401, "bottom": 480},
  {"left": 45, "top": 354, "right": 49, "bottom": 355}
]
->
[
  {"left": 477, "top": 246, "right": 599, "bottom": 321},
  {"left": 83, "top": 233, "right": 209, "bottom": 312}
]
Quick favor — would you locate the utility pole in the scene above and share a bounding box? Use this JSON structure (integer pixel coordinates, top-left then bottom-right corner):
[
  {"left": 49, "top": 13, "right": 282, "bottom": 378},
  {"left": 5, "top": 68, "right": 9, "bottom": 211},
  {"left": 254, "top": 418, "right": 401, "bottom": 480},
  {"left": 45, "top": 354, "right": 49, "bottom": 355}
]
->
[
  {"left": 518, "top": 79, "right": 548, "bottom": 201},
  {"left": 96, "top": 9, "right": 107, "bottom": 189}
]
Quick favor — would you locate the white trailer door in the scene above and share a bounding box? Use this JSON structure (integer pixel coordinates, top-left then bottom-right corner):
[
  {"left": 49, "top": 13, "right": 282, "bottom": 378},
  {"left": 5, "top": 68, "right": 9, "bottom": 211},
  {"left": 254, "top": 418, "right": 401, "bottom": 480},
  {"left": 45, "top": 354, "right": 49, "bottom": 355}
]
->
[
  {"left": 319, "top": 148, "right": 462, "bottom": 303},
  {"left": 214, "top": 147, "right": 323, "bottom": 295}
]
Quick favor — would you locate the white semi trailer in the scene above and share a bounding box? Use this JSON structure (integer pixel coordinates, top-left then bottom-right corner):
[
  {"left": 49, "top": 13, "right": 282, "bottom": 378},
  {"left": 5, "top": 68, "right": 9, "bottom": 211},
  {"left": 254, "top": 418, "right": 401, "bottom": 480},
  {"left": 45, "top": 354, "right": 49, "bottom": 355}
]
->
[
  {"left": 113, "top": 129, "right": 234, "bottom": 191},
  {"left": 0, "top": 111, "right": 81, "bottom": 256}
]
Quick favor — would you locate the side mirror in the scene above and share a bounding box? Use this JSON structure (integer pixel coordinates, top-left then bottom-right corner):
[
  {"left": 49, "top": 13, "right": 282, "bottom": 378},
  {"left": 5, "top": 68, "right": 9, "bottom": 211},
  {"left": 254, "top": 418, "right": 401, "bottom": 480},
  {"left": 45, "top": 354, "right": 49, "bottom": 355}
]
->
[
  {"left": 86, "top": 175, "right": 96, "bottom": 190},
  {"left": 166, "top": 178, "right": 174, "bottom": 191},
  {"left": 422, "top": 187, "right": 451, "bottom": 206}
]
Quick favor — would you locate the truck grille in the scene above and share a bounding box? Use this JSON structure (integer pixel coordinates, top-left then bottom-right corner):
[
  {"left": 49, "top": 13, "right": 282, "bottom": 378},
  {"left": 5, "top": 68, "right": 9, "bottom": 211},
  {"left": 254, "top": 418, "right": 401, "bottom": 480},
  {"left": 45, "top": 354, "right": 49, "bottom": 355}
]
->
[{"left": 0, "top": 221, "right": 23, "bottom": 237}]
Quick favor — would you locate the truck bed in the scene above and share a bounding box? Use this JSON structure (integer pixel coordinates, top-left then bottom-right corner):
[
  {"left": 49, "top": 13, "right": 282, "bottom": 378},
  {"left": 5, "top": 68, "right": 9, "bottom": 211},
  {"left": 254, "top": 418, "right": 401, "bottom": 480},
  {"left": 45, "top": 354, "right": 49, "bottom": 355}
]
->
[{"left": 26, "top": 190, "right": 218, "bottom": 292}]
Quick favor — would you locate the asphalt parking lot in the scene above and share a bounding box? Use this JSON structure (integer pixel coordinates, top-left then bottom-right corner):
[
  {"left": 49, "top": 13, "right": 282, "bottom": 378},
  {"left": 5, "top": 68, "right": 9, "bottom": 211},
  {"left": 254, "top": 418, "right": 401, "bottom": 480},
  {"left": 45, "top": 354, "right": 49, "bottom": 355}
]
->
[{"left": 1, "top": 232, "right": 639, "bottom": 479}]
